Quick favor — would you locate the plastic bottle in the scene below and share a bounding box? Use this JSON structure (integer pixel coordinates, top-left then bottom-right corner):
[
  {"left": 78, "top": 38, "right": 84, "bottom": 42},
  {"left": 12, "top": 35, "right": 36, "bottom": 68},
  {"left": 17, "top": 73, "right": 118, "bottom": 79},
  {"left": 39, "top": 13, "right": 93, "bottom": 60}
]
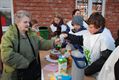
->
[
  {"left": 58, "top": 56, "right": 67, "bottom": 75},
  {"left": 64, "top": 43, "right": 72, "bottom": 58}
]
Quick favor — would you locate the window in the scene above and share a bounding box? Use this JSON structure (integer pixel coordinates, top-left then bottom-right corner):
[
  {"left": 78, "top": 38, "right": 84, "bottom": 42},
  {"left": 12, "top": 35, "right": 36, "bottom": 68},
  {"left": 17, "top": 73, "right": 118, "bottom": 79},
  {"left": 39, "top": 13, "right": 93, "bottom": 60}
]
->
[
  {"left": 75, "top": 0, "right": 88, "bottom": 20},
  {"left": 0, "top": 0, "right": 14, "bottom": 32},
  {"left": 75, "top": 0, "right": 106, "bottom": 20}
]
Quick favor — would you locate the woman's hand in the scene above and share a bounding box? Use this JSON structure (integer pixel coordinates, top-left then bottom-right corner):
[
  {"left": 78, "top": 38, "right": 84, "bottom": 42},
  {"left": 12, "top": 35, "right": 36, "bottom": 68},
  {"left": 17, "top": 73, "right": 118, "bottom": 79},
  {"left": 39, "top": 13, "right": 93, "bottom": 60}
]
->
[
  {"left": 54, "top": 33, "right": 68, "bottom": 47},
  {"left": 54, "top": 38, "right": 61, "bottom": 45}
]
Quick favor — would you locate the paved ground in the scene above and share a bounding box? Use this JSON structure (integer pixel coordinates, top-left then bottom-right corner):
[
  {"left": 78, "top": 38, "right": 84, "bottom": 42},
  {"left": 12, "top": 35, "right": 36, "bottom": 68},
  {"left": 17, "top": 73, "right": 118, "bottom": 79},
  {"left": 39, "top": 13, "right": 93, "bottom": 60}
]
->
[{"left": 40, "top": 50, "right": 96, "bottom": 80}]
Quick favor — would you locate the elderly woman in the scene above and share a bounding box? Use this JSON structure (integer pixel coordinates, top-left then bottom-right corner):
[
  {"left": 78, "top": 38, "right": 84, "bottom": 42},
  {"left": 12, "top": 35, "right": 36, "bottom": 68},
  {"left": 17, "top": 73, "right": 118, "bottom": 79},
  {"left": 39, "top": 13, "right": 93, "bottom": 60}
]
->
[{"left": 0, "top": 10, "right": 59, "bottom": 80}]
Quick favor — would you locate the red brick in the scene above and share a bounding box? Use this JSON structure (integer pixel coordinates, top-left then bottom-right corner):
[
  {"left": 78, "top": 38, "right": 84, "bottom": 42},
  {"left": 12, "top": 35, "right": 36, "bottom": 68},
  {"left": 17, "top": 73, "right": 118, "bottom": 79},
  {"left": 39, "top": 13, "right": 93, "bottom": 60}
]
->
[{"left": 13, "top": 0, "right": 118, "bottom": 39}]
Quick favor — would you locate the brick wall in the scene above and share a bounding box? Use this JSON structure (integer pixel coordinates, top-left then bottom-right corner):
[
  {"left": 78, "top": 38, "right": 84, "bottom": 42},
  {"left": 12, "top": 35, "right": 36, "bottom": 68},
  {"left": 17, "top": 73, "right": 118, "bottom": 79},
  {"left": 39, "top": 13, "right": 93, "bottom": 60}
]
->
[
  {"left": 105, "top": 0, "right": 119, "bottom": 39},
  {"left": 13, "top": 0, "right": 75, "bottom": 27},
  {"left": 13, "top": 0, "right": 119, "bottom": 39}
]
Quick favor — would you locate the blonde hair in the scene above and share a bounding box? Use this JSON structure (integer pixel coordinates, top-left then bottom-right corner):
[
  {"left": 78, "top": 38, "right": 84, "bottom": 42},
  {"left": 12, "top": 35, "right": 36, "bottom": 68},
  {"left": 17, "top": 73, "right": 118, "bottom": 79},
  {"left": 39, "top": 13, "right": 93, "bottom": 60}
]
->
[
  {"left": 14, "top": 10, "right": 31, "bottom": 23},
  {"left": 53, "top": 12, "right": 63, "bottom": 19}
]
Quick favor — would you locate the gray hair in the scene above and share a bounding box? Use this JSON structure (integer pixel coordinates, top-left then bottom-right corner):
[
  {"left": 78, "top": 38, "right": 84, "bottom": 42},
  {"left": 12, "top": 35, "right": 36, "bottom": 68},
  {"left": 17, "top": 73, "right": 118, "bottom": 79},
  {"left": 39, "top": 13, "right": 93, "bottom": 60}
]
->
[{"left": 14, "top": 10, "right": 31, "bottom": 23}]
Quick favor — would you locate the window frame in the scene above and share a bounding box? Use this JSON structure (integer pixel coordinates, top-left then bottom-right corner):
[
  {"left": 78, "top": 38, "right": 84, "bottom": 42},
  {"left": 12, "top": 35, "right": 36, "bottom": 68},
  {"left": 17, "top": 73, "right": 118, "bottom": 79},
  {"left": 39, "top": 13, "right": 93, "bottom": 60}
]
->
[
  {"left": 75, "top": 0, "right": 106, "bottom": 19},
  {"left": 0, "top": 0, "right": 14, "bottom": 32}
]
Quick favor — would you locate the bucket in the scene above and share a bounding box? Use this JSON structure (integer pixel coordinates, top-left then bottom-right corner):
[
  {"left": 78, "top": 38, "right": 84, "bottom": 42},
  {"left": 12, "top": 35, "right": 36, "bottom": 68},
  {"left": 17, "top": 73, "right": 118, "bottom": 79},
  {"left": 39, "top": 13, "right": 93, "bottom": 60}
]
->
[{"left": 39, "top": 27, "right": 49, "bottom": 39}]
